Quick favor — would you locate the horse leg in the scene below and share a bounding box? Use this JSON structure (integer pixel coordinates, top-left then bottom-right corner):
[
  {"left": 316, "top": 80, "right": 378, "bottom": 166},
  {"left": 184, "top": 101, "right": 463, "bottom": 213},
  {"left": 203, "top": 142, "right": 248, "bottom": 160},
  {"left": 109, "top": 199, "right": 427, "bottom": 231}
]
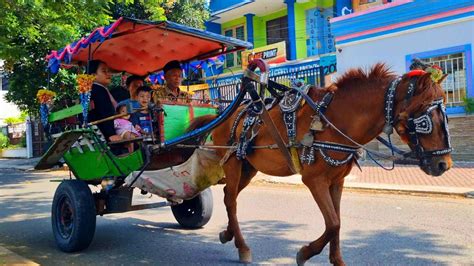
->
[
  {"left": 238, "top": 160, "right": 258, "bottom": 192},
  {"left": 328, "top": 179, "right": 344, "bottom": 265},
  {"left": 297, "top": 176, "right": 342, "bottom": 265},
  {"left": 219, "top": 157, "right": 253, "bottom": 263},
  {"left": 219, "top": 160, "right": 256, "bottom": 243}
]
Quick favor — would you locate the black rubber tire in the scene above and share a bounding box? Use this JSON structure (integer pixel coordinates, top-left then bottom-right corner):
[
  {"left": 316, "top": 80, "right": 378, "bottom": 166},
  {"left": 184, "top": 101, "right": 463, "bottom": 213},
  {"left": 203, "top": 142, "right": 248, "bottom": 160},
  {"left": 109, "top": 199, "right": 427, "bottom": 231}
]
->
[
  {"left": 171, "top": 188, "right": 213, "bottom": 229},
  {"left": 51, "top": 180, "right": 96, "bottom": 252}
]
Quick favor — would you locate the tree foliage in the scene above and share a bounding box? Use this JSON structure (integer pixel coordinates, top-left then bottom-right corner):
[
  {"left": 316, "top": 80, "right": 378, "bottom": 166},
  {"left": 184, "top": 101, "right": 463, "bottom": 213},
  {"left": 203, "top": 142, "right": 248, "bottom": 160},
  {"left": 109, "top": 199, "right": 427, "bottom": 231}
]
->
[
  {"left": 0, "top": 1, "right": 112, "bottom": 114},
  {"left": 0, "top": 0, "right": 210, "bottom": 115},
  {"left": 165, "top": 0, "right": 210, "bottom": 29}
]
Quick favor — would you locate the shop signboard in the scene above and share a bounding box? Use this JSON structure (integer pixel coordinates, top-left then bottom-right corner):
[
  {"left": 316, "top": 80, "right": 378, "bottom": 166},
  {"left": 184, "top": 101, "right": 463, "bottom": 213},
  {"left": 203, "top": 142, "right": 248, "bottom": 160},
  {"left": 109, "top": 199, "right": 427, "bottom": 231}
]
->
[{"left": 241, "top": 41, "right": 286, "bottom": 69}]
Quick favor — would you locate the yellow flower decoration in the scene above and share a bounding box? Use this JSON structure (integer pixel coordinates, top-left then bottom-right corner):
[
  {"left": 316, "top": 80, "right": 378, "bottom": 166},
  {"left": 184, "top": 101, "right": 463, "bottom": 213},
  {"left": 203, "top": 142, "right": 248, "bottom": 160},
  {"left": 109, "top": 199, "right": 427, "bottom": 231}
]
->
[
  {"left": 76, "top": 74, "right": 96, "bottom": 93},
  {"left": 426, "top": 65, "right": 443, "bottom": 83},
  {"left": 36, "top": 89, "right": 56, "bottom": 104}
]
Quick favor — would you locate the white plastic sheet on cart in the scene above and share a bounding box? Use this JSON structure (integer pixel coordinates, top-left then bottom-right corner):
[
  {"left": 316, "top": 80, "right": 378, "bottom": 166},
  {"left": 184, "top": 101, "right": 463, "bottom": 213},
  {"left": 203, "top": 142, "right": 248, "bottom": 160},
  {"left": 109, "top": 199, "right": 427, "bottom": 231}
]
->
[{"left": 125, "top": 149, "right": 224, "bottom": 201}]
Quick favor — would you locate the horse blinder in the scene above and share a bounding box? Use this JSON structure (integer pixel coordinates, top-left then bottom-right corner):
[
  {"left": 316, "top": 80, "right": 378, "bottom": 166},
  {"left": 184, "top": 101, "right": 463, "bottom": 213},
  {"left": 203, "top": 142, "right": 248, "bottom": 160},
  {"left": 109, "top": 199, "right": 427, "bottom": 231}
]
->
[{"left": 404, "top": 98, "right": 452, "bottom": 163}]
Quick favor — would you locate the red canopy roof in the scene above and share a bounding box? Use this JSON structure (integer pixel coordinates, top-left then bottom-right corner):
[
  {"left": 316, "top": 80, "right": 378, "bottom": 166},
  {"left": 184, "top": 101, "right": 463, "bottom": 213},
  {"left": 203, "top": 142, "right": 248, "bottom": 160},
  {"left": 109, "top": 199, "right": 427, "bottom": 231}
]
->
[{"left": 47, "top": 18, "right": 252, "bottom": 76}]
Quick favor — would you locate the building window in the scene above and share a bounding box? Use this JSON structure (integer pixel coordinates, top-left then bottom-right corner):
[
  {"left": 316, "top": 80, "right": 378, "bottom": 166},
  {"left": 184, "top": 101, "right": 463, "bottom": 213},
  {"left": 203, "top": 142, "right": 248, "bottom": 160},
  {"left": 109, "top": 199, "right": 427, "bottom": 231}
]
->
[
  {"left": 424, "top": 53, "right": 467, "bottom": 107},
  {"left": 224, "top": 25, "right": 245, "bottom": 68},
  {"left": 266, "top": 16, "right": 290, "bottom": 60},
  {"left": 406, "top": 44, "right": 473, "bottom": 114}
]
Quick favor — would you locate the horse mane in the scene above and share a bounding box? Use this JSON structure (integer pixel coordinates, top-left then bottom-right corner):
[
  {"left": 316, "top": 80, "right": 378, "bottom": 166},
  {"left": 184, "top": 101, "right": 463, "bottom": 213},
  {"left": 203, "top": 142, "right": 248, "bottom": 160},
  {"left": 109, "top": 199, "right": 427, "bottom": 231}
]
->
[
  {"left": 331, "top": 62, "right": 445, "bottom": 114},
  {"left": 334, "top": 63, "right": 396, "bottom": 90}
]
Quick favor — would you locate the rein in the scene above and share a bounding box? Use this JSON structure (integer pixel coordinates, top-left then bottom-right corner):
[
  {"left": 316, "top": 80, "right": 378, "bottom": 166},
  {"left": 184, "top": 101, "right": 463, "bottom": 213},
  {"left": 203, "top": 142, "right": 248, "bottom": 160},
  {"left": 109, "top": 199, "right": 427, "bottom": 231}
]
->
[{"left": 290, "top": 87, "right": 402, "bottom": 162}]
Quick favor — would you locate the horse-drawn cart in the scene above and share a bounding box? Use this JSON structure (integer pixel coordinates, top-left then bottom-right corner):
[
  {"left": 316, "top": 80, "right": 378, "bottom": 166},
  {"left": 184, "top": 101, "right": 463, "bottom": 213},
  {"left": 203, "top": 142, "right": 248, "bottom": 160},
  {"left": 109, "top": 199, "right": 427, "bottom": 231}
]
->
[
  {"left": 35, "top": 17, "right": 253, "bottom": 252},
  {"left": 33, "top": 15, "right": 454, "bottom": 265}
]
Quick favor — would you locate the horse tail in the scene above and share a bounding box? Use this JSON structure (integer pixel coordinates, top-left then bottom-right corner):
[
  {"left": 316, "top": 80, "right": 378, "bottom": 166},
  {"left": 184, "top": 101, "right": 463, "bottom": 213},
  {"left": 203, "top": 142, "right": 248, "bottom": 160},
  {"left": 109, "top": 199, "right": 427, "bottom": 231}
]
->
[{"left": 186, "top": 114, "right": 217, "bottom": 133}]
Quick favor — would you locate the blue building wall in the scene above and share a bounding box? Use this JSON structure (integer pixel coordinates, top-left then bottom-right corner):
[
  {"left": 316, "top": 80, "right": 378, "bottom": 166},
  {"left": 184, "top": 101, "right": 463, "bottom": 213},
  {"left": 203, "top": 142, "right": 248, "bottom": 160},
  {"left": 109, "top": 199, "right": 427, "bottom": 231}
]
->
[
  {"left": 210, "top": 0, "right": 253, "bottom": 14},
  {"left": 204, "top": 21, "right": 222, "bottom": 34},
  {"left": 331, "top": 0, "right": 474, "bottom": 115},
  {"left": 332, "top": 0, "right": 474, "bottom": 45}
]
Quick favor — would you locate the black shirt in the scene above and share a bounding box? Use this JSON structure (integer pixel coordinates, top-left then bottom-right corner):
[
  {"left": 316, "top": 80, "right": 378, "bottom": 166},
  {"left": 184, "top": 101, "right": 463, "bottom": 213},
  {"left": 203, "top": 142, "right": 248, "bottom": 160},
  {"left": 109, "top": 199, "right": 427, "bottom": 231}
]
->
[
  {"left": 111, "top": 87, "right": 130, "bottom": 103},
  {"left": 89, "top": 83, "right": 116, "bottom": 141}
]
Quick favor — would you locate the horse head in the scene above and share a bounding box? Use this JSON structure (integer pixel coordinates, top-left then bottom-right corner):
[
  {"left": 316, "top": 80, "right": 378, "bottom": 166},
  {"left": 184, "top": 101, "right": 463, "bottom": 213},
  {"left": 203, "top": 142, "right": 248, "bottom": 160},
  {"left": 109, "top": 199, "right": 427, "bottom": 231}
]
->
[{"left": 393, "top": 63, "right": 452, "bottom": 176}]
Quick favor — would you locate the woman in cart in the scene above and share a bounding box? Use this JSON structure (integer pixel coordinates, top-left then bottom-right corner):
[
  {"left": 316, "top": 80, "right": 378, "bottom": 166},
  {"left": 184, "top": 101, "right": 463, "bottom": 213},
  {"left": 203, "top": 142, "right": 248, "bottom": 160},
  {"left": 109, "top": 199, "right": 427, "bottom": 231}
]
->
[{"left": 88, "top": 60, "right": 122, "bottom": 142}]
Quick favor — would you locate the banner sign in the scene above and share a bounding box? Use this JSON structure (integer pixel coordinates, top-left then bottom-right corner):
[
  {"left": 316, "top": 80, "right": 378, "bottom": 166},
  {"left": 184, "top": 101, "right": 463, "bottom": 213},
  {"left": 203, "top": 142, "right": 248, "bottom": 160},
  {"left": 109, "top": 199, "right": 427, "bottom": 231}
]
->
[
  {"left": 320, "top": 54, "right": 337, "bottom": 76},
  {"left": 242, "top": 41, "right": 286, "bottom": 69}
]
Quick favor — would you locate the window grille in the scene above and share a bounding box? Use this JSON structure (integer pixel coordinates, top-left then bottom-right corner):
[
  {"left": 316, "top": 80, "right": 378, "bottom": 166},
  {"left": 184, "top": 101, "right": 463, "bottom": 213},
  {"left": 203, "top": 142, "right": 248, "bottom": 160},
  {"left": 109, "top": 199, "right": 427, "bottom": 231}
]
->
[{"left": 423, "top": 52, "right": 466, "bottom": 107}]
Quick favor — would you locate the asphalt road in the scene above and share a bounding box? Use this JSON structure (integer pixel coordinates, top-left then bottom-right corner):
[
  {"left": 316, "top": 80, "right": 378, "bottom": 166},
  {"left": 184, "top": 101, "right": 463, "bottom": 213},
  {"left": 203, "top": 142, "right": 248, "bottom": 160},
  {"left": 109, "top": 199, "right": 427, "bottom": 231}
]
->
[{"left": 0, "top": 169, "right": 472, "bottom": 265}]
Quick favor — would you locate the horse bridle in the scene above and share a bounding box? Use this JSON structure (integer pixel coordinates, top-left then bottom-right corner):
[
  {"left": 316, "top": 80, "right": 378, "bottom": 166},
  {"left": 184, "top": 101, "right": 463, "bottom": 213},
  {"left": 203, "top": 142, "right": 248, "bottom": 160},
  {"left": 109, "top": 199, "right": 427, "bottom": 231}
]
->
[{"left": 383, "top": 75, "right": 452, "bottom": 163}]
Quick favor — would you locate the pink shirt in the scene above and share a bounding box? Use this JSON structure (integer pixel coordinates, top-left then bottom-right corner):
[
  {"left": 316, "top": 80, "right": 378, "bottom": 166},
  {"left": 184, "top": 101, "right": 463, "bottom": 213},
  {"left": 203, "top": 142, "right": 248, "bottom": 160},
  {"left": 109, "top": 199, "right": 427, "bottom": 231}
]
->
[{"left": 114, "top": 118, "right": 140, "bottom": 137}]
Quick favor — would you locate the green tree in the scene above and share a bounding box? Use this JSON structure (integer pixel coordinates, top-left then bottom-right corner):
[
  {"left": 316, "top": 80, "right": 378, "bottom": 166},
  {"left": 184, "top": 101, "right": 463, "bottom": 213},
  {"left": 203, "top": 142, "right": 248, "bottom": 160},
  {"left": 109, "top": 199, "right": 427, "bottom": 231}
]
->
[
  {"left": 1, "top": 1, "right": 112, "bottom": 114},
  {"left": 109, "top": 0, "right": 166, "bottom": 20},
  {"left": 1, "top": 0, "right": 208, "bottom": 115},
  {"left": 165, "top": 0, "right": 210, "bottom": 29}
]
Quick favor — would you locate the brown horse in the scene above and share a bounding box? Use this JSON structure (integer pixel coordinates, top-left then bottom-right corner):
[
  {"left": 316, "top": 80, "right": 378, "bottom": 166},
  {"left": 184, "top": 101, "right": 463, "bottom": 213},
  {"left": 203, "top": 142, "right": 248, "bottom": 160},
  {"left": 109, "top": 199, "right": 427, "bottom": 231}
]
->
[{"left": 190, "top": 63, "right": 452, "bottom": 265}]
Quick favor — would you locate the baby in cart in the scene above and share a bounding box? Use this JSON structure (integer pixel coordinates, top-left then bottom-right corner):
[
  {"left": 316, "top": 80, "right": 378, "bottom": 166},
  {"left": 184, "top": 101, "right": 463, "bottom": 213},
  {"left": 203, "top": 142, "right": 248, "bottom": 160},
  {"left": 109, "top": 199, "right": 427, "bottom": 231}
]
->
[{"left": 114, "top": 101, "right": 141, "bottom": 153}]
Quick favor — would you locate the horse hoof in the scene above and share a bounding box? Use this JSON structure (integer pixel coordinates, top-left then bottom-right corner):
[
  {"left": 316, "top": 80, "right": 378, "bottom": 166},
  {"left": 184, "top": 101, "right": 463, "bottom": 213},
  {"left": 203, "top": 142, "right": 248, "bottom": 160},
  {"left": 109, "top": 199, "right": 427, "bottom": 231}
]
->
[
  {"left": 219, "top": 231, "right": 232, "bottom": 244},
  {"left": 296, "top": 250, "right": 307, "bottom": 266},
  {"left": 239, "top": 249, "right": 252, "bottom": 264}
]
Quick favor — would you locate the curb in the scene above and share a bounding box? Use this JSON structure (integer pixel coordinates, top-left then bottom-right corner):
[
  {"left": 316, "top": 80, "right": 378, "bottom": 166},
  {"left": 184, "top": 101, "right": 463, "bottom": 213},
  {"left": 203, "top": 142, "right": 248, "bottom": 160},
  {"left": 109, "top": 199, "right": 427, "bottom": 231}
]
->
[
  {"left": 0, "top": 246, "right": 38, "bottom": 266},
  {"left": 254, "top": 175, "right": 474, "bottom": 198}
]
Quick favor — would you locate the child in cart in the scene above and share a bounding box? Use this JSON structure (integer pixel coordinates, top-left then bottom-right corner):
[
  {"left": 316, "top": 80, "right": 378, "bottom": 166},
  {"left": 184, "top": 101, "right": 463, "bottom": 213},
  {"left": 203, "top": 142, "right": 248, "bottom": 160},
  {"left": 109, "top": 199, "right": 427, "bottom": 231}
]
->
[
  {"left": 114, "top": 102, "right": 141, "bottom": 153},
  {"left": 131, "top": 86, "right": 154, "bottom": 137}
]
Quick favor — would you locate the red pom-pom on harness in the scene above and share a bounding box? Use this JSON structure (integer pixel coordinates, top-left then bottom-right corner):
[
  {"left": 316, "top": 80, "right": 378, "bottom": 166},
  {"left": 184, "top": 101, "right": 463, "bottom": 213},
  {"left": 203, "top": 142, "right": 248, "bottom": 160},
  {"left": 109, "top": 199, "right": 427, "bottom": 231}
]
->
[{"left": 407, "top": 69, "right": 426, "bottom": 77}]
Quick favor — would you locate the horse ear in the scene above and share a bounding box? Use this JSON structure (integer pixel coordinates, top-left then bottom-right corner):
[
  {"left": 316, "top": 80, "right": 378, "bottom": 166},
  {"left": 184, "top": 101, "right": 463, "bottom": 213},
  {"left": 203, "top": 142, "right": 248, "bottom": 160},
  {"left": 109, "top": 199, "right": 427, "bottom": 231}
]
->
[{"left": 437, "top": 74, "right": 448, "bottom": 84}]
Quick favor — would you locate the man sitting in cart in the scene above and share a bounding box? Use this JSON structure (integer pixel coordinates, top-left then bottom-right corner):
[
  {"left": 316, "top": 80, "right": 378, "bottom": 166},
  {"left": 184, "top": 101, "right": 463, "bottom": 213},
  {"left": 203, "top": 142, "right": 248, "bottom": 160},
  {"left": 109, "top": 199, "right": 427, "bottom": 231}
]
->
[
  {"left": 153, "top": 60, "right": 189, "bottom": 103},
  {"left": 88, "top": 60, "right": 122, "bottom": 142}
]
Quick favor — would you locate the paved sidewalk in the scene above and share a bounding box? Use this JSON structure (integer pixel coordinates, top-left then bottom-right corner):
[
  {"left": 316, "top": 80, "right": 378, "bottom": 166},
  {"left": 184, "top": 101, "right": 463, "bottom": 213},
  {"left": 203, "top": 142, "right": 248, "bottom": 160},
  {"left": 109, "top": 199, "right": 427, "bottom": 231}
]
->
[{"left": 255, "top": 161, "right": 474, "bottom": 197}]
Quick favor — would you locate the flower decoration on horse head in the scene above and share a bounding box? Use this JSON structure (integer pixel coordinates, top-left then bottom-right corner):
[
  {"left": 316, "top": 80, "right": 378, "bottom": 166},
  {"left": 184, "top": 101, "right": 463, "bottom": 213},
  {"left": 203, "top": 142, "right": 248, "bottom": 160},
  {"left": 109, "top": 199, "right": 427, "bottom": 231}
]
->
[
  {"left": 409, "top": 58, "right": 445, "bottom": 83},
  {"left": 425, "top": 65, "right": 444, "bottom": 83}
]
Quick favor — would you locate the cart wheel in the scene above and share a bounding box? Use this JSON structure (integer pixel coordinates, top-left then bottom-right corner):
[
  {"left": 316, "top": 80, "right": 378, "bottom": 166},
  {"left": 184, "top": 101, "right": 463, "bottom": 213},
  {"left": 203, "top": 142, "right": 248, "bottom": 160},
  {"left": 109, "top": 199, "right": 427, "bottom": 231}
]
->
[
  {"left": 171, "top": 188, "right": 213, "bottom": 229},
  {"left": 51, "top": 180, "right": 96, "bottom": 252}
]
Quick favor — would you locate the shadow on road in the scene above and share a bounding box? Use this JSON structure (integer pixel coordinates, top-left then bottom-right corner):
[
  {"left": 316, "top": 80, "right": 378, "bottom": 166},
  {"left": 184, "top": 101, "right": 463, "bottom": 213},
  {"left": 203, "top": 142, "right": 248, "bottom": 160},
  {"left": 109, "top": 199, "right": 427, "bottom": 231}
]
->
[{"left": 342, "top": 228, "right": 465, "bottom": 265}]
